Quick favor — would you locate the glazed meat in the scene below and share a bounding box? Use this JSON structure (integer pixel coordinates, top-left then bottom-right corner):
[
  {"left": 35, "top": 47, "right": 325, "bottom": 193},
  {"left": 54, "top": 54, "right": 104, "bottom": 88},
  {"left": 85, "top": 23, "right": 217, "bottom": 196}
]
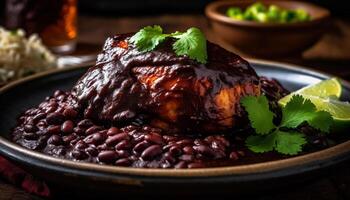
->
[{"left": 69, "top": 34, "right": 261, "bottom": 133}]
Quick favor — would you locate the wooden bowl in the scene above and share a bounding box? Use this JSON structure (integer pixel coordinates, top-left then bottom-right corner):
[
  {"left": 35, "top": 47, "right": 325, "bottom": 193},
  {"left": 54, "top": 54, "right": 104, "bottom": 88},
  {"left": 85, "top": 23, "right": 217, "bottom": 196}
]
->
[{"left": 205, "top": 0, "right": 331, "bottom": 57}]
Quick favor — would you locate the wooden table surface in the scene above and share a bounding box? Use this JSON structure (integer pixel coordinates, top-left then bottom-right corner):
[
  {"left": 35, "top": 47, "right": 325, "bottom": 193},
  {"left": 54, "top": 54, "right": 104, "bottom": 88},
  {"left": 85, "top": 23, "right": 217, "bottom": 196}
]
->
[{"left": 1, "top": 14, "right": 350, "bottom": 200}]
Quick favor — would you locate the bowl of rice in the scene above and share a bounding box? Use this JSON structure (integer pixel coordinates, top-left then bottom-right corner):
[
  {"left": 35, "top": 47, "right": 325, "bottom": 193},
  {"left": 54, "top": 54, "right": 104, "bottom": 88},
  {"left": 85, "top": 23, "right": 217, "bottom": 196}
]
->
[{"left": 0, "top": 27, "right": 57, "bottom": 86}]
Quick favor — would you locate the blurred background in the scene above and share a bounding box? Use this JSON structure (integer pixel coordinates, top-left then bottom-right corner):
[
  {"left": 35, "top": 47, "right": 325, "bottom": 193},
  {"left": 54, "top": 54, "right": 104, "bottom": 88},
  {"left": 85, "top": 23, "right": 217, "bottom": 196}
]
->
[
  {"left": 0, "top": 0, "right": 349, "bottom": 17},
  {"left": 0, "top": 0, "right": 349, "bottom": 75}
]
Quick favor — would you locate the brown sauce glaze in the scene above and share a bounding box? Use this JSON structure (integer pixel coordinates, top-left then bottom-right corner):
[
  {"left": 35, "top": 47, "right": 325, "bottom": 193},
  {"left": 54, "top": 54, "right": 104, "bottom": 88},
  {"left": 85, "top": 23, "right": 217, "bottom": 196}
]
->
[{"left": 70, "top": 34, "right": 260, "bottom": 133}]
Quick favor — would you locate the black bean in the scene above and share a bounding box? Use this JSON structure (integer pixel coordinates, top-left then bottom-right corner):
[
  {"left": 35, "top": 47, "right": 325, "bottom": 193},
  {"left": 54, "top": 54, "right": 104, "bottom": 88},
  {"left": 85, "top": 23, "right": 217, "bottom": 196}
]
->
[
  {"left": 33, "top": 113, "right": 46, "bottom": 123},
  {"left": 62, "top": 135, "right": 76, "bottom": 144},
  {"left": 214, "top": 136, "right": 230, "bottom": 147},
  {"left": 96, "top": 144, "right": 108, "bottom": 151},
  {"left": 115, "top": 158, "right": 131, "bottom": 166},
  {"left": 56, "top": 94, "right": 66, "bottom": 101},
  {"left": 163, "top": 143, "right": 176, "bottom": 151},
  {"left": 133, "top": 141, "right": 150, "bottom": 154},
  {"left": 169, "top": 145, "right": 182, "bottom": 156},
  {"left": 112, "top": 110, "right": 136, "bottom": 121},
  {"left": 115, "top": 140, "right": 131, "bottom": 150},
  {"left": 194, "top": 139, "right": 206, "bottom": 146},
  {"left": 83, "top": 134, "right": 95, "bottom": 144},
  {"left": 211, "top": 140, "right": 226, "bottom": 151},
  {"left": 116, "top": 150, "right": 130, "bottom": 158},
  {"left": 93, "top": 131, "right": 107, "bottom": 143},
  {"left": 54, "top": 90, "right": 64, "bottom": 97},
  {"left": 36, "top": 120, "right": 47, "bottom": 129},
  {"left": 193, "top": 145, "right": 216, "bottom": 157},
  {"left": 141, "top": 145, "right": 162, "bottom": 160},
  {"left": 46, "top": 112, "right": 65, "bottom": 125},
  {"left": 133, "top": 134, "right": 145, "bottom": 143},
  {"left": 85, "top": 126, "right": 103, "bottom": 135},
  {"left": 163, "top": 135, "right": 177, "bottom": 142},
  {"left": 98, "top": 151, "right": 118, "bottom": 163},
  {"left": 107, "top": 127, "right": 119, "bottom": 136},
  {"left": 70, "top": 137, "right": 80, "bottom": 145},
  {"left": 61, "top": 120, "right": 74, "bottom": 134},
  {"left": 71, "top": 150, "right": 88, "bottom": 160},
  {"left": 47, "top": 135, "right": 62, "bottom": 145},
  {"left": 229, "top": 151, "right": 239, "bottom": 160},
  {"left": 106, "top": 133, "right": 129, "bottom": 146},
  {"left": 47, "top": 125, "right": 61, "bottom": 135},
  {"left": 24, "top": 124, "right": 38, "bottom": 132},
  {"left": 183, "top": 146, "right": 194, "bottom": 155},
  {"left": 86, "top": 146, "right": 98, "bottom": 156},
  {"left": 174, "top": 161, "right": 187, "bottom": 169},
  {"left": 75, "top": 141, "right": 88, "bottom": 150},
  {"left": 176, "top": 139, "right": 193, "bottom": 147},
  {"left": 84, "top": 132, "right": 106, "bottom": 145},
  {"left": 55, "top": 107, "right": 63, "bottom": 114},
  {"left": 63, "top": 108, "right": 78, "bottom": 119},
  {"left": 213, "top": 149, "right": 226, "bottom": 159},
  {"left": 179, "top": 154, "right": 195, "bottom": 162},
  {"left": 77, "top": 119, "right": 93, "bottom": 128},
  {"left": 163, "top": 152, "right": 176, "bottom": 163},
  {"left": 73, "top": 127, "right": 85, "bottom": 135},
  {"left": 145, "top": 133, "right": 163, "bottom": 144},
  {"left": 45, "top": 106, "right": 57, "bottom": 114}
]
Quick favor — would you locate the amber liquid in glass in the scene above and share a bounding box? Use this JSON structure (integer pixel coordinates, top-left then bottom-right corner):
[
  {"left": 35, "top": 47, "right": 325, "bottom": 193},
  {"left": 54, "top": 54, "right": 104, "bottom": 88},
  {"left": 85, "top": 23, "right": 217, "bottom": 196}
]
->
[{"left": 5, "top": 0, "right": 77, "bottom": 54}]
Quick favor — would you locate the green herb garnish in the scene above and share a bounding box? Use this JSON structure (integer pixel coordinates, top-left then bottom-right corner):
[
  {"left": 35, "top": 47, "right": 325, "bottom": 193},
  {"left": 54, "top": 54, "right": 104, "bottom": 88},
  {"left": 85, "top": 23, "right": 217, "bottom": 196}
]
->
[
  {"left": 226, "top": 2, "right": 311, "bottom": 23},
  {"left": 241, "top": 95, "right": 333, "bottom": 155},
  {"left": 130, "top": 25, "right": 207, "bottom": 64}
]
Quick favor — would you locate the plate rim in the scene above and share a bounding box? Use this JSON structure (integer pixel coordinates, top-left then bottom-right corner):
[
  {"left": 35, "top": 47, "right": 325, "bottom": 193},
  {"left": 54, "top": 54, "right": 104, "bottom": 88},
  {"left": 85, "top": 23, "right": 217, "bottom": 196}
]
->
[{"left": 0, "top": 59, "right": 350, "bottom": 179}]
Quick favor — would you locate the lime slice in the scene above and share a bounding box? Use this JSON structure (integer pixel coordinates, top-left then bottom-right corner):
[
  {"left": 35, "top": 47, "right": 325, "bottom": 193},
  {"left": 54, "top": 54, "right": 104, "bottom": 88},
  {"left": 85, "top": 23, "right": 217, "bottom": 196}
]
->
[
  {"left": 304, "top": 95, "right": 350, "bottom": 120},
  {"left": 278, "top": 78, "right": 350, "bottom": 131},
  {"left": 279, "top": 78, "right": 342, "bottom": 106},
  {"left": 304, "top": 95, "right": 350, "bottom": 132}
]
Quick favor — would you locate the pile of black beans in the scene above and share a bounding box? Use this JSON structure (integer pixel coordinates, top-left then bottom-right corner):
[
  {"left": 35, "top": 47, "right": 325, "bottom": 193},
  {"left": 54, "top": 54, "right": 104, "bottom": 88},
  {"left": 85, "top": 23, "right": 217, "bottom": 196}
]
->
[{"left": 12, "top": 90, "right": 245, "bottom": 168}]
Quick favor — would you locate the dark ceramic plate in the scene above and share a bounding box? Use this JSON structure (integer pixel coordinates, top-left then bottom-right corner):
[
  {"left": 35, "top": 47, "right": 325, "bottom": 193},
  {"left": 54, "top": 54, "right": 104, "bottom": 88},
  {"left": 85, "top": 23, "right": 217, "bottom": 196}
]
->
[{"left": 0, "top": 60, "right": 350, "bottom": 196}]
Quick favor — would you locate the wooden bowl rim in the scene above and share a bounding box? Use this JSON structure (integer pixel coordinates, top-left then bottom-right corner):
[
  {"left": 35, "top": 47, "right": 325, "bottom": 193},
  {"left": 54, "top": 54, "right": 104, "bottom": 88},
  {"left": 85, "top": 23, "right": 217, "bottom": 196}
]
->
[{"left": 205, "top": 0, "right": 331, "bottom": 28}]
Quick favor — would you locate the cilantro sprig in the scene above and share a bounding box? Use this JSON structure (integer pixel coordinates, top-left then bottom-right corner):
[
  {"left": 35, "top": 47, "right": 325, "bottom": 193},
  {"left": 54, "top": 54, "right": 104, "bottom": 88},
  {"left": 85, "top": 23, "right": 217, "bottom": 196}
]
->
[
  {"left": 241, "top": 95, "right": 333, "bottom": 155},
  {"left": 130, "top": 25, "right": 207, "bottom": 64}
]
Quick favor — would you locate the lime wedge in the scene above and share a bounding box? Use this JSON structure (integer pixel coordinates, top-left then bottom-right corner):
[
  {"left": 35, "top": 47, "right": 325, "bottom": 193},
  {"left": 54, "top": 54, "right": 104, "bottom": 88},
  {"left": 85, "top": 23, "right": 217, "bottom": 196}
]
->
[
  {"left": 278, "top": 78, "right": 350, "bottom": 131},
  {"left": 279, "top": 78, "right": 342, "bottom": 106},
  {"left": 303, "top": 95, "right": 350, "bottom": 120},
  {"left": 305, "top": 95, "right": 350, "bottom": 132}
]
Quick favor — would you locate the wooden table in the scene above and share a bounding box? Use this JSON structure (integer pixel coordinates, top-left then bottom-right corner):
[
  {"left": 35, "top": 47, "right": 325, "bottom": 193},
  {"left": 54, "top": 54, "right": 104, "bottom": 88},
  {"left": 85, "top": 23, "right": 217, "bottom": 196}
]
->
[{"left": 1, "top": 15, "right": 350, "bottom": 200}]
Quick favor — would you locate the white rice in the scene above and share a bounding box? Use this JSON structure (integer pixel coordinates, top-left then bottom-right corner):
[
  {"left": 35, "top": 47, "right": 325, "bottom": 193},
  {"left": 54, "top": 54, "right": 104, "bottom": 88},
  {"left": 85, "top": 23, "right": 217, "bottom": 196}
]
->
[{"left": 0, "top": 27, "right": 57, "bottom": 85}]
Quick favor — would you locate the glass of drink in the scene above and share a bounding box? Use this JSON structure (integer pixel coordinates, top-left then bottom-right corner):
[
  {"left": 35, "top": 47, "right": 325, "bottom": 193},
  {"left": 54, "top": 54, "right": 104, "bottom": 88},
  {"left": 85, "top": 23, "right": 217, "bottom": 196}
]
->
[{"left": 5, "top": 0, "right": 78, "bottom": 54}]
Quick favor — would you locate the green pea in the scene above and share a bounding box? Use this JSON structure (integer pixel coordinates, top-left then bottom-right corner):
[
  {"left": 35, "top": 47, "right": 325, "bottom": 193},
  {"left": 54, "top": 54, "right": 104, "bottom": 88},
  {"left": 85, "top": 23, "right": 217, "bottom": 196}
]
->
[
  {"left": 226, "top": 2, "right": 311, "bottom": 23},
  {"left": 256, "top": 13, "right": 268, "bottom": 22},
  {"left": 295, "top": 9, "right": 311, "bottom": 21},
  {"left": 226, "top": 7, "right": 243, "bottom": 19}
]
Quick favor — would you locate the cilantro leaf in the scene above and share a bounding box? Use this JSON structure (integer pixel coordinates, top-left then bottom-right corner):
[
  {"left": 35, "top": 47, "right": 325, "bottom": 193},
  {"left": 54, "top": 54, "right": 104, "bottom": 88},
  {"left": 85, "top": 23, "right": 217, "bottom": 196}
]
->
[
  {"left": 307, "top": 111, "right": 333, "bottom": 133},
  {"left": 130, "top": 25, "right": 167, "bottom": 52},
  {"left": 280, "top": 95, "right": 316, "bottom": 128},
  {"left": 275, "top": 130, "right": 307, "bottom": 155},
  {"left": 130, "top": 26, "right": 208, "bottom": 64},
  {"left": 172, "top": 27, "right": 207, "bottom": 64},
  {"left": 241, "top": 95, "right": 275, "bottom": 135},
  {"left": 242, "top": 94, "right": 333, "bottom": 156},
  {"left": 246, "top": 132, "right": 277, "bottom": 153},
  {"left": 280, "top": 95, "right": 333, "bottom": 132}
]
